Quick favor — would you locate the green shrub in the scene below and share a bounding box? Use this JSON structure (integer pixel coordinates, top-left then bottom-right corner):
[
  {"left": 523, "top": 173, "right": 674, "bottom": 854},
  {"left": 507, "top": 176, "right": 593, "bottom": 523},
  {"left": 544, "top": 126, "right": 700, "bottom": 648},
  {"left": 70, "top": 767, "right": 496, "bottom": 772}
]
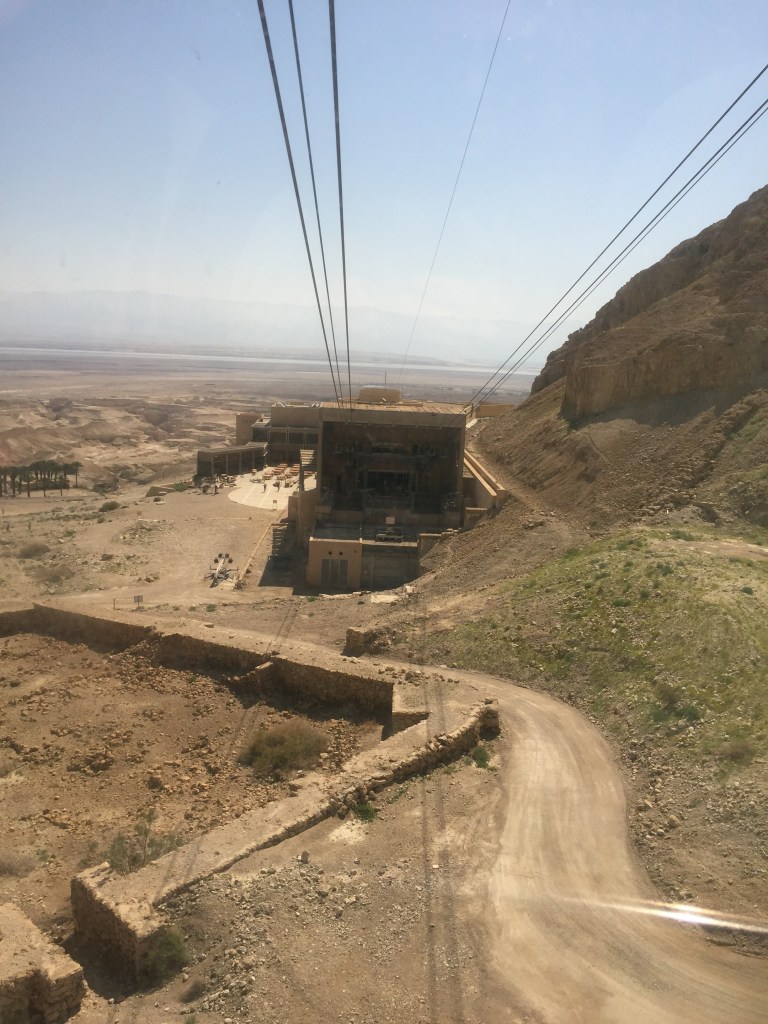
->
[
  {"left": 741, "top": 585, "right": 754, "bottom": 595},
  {"left": 678, "top": 704, "right": 701, "bottom": 722},
  {"left": 655, "top": 681, "right": 682, "bottom": 711},
  {"left": 145, "top": 928, "right": 188, "bottom": 984},
  {"left": 106, "top": 809, "right": 181, "bottom": 875},
  {"left": 99, "top": 500, "right": 120, "bottom": 513},
  {"left": 240, "top": 719, "right": 327, "bottom": 779},
  {"left": 352, "top": 800, "right": 377, "bottom": 822},
  {"left": 471, "top": 744, "right": 490, "bottom": 769}
]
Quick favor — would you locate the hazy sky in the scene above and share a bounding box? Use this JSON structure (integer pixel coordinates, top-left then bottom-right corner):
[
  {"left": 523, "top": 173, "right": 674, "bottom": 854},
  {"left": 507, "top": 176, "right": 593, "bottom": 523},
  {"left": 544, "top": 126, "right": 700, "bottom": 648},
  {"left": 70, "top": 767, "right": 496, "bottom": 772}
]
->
[{"left": 1, "top": 0, "right": 767, "bottom": 365}]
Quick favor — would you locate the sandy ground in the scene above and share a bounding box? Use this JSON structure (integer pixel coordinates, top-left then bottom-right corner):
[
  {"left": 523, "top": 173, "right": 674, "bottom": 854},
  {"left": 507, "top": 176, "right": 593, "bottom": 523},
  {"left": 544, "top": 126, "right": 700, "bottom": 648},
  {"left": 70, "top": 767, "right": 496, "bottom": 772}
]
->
[{"left": 0, "top": 632, "right": 382, "bottom": 940}]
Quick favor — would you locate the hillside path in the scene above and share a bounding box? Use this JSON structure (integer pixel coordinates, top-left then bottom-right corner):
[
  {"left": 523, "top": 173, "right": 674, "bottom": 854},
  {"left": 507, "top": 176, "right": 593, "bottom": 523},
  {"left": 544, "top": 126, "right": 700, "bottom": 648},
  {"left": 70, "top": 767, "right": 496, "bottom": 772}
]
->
[{"left": 449, "top": 668, "right": 768, "bottom": 1023}]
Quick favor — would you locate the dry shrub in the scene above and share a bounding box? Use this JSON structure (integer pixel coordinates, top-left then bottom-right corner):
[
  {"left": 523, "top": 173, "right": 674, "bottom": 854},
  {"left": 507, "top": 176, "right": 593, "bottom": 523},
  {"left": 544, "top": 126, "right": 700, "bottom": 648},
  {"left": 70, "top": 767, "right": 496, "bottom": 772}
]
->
[
  {"left": 715, "top": 738, "right": 756, "bottom": 762},
  {"left": 0, "top": 846, "right": 36, "bottom": 877},
  {"left": 240, "top": 719, "right": 327, "bottom": 779},
  {"left": 180, "top": 977, "right": 207, "bottom": 1003},
  {"left": 34, "top": 563, "right": 74, "bottom": 584},
  {"left": 18, "top": 542, "right": 50, "bottom": 559}
]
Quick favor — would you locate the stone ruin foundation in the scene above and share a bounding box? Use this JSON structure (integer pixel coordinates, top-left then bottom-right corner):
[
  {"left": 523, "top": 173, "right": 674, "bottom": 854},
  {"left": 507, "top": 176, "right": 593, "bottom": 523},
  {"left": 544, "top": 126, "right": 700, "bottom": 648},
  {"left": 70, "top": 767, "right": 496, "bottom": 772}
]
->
[
  {"left": 0, "top": 602, "right": 500, "bottom": 998},
  {"left": 0, "top": 904, "right": 85, "bottom": 1024}
]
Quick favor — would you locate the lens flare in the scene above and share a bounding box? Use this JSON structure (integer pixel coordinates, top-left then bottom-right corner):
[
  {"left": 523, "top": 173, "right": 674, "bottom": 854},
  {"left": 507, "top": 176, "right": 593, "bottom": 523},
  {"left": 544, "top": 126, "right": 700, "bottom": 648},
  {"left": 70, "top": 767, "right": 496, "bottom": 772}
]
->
[{"left": 565, "top": 895, "right": 768, "bottom": 935}]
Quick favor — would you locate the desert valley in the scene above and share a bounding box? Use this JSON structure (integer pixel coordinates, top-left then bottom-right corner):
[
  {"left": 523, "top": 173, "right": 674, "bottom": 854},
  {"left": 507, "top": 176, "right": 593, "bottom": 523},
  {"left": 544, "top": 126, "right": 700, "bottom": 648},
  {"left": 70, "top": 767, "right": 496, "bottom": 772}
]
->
[{"left": 1, "top": 188, "right": 767, "bottom": 1024}]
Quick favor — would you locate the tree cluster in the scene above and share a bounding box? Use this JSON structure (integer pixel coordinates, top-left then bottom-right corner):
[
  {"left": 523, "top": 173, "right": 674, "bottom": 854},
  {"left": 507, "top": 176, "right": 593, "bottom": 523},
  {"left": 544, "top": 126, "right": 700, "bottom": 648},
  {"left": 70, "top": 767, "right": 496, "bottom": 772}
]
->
[{"left": 0, "top": 460, "right": 82, "bottom": 497}]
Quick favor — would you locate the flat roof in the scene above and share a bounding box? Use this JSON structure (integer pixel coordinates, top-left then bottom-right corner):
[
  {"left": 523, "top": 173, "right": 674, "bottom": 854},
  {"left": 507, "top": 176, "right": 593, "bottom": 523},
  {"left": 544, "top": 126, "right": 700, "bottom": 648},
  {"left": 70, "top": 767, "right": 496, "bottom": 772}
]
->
[
  {"left": 198, "top": 442, "right": 268, "bottom": 454},
  {"left": 320, "top": 400, "right": 466, "bottom": 414}
]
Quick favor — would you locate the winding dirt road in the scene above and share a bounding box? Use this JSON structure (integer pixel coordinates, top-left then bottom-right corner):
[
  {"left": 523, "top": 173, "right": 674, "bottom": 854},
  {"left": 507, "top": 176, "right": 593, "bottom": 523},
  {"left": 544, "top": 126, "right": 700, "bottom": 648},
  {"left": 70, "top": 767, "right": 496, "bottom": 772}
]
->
[{"left": 466, "top": 674, "right": 768, "bottom": 1023}]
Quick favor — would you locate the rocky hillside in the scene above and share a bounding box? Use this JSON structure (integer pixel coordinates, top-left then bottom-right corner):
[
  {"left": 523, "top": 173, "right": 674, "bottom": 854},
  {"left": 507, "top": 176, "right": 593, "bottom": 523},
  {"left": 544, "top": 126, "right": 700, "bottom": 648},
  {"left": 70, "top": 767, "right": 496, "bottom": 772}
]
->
[
  {"left": 472, "top": 186, "right": 768, "bottom": 534},
  {"left": 533, "top": 185, "right": 768, "bottom": 418}
]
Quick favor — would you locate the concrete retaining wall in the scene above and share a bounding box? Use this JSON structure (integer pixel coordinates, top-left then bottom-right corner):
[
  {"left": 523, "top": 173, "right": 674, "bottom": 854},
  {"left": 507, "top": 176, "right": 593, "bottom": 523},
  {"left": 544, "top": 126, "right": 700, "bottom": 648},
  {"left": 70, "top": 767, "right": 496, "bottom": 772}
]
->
[{"left": 463, "top": 452, "right": 508, "bottom": 510}]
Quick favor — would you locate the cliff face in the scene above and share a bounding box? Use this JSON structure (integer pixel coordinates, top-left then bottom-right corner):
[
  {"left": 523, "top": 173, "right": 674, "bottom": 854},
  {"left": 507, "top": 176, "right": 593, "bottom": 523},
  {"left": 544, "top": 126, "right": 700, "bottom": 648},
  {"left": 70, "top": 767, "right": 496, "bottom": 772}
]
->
[
  {"left": 475, "top": 186, "right": 768, "bottom": 533},
  {"left": 532, "top": 185, "right": 768, "bottom": 418}
]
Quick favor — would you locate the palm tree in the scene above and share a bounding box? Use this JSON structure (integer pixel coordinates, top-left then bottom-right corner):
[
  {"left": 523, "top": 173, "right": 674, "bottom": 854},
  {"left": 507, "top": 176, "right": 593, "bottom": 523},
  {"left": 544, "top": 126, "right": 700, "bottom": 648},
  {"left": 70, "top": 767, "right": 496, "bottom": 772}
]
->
[
  {"left": 69, "top": 461, "right": 82, "bottom": 488},
  {"left": 17, "top": 466, "right": 32, "bottom": 498},
  {"left": 32, "top": 461, "right": 48, "bottom": 497},
  {"left": 44, "top": 459, "right": 60, "bottom": 493}
]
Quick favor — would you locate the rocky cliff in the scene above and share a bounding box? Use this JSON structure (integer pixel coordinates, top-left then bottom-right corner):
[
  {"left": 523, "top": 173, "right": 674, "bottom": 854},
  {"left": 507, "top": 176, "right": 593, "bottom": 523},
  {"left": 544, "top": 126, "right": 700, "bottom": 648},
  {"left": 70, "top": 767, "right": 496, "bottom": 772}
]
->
[{"left": 533, "top": 185, "right": 768, "bottom": 418}]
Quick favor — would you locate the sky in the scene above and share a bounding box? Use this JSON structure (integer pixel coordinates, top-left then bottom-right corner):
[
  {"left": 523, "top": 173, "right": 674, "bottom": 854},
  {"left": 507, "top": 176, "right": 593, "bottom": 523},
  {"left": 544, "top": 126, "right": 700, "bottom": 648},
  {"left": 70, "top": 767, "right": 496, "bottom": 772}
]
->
[{"left": 0, "top": 0, "right": 767, "bottom": 369}]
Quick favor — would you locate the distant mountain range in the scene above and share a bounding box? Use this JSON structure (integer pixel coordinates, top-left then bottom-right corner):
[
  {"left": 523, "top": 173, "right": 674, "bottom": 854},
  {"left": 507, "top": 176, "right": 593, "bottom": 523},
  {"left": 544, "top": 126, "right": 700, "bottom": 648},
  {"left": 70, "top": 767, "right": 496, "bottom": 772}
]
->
[{"left": 0, "top": 289, "right": 575, "bottom": 369}]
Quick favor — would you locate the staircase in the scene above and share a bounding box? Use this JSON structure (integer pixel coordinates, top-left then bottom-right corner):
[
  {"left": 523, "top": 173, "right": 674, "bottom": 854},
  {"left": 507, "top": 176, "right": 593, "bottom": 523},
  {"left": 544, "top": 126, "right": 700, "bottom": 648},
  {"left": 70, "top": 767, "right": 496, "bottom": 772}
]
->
[{"left": 271, "top": 522, "right": 296, "bottom": 564}]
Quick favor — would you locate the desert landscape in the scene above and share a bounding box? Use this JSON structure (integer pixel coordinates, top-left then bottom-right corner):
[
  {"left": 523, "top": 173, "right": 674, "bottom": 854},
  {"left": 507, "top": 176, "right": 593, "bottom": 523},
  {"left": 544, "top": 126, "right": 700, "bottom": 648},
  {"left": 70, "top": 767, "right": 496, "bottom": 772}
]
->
[{"left": 1, "top": 188, "right": 767, "bottom": 1024}]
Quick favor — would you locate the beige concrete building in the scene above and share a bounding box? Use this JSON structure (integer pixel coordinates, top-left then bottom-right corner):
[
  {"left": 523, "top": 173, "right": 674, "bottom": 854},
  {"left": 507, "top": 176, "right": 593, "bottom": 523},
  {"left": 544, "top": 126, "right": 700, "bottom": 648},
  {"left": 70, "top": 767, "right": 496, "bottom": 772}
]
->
[
  {"left": 200, "top": 388, "right": 505, "bottom": 591},
  {"left": 304, "top": 396, "right": 467, "bottom": 589}
]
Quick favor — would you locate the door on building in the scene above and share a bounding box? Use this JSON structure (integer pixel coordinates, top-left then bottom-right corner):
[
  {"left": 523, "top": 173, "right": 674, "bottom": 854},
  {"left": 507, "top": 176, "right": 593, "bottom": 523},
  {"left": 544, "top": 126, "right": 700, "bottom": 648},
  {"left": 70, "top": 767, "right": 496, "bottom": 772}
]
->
[{"left": 321, "top": 557, "right": 348, "bottom": 589}]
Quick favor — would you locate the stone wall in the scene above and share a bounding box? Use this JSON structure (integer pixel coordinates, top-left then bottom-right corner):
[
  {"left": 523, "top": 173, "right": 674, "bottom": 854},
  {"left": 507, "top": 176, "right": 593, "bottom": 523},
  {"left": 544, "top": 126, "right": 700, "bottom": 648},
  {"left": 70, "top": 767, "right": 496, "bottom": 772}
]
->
[
  {"left": 0, "top": 903, "right": 85, "bottom": 1024},
  {"left": 70, "top": 865, "right": 162, "bottom": 981},
  {"left": 156, "top": 632, "right": 265, "bottom": 674},
  {"left": 0, "top": 604, "right": 153, "bottom": 650},
  {"left": 273, "top": 654, "right": 392, "bottom": 713},
  {"left": 0, "top": 606, "right": 35, "bottom": 637},
  {"left": 0, "top": 605, "right": 393, "bottom": 717},
  {"left": 71, "top": 691, "right": 499, "bottom": 984},
  {"left": 0, "top": 605, "right": 501, "bottom": 988}
]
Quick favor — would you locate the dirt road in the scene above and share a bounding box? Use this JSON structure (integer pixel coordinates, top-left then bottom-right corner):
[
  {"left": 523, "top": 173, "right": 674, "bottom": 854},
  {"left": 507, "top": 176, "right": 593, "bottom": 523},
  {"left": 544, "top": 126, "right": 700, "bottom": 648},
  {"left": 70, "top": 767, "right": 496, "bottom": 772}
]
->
[{"left": 463, "top": 673, "right": 768, "bottom": 1023}]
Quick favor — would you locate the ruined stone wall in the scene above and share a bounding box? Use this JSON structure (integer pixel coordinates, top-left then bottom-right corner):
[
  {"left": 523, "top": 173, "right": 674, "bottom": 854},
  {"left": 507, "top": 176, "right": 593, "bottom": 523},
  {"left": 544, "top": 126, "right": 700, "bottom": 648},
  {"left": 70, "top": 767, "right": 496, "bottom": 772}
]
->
[
  {"left": 0, "top": 606, "right": 390, "bottom": 715},
  {"left": 0, "top": 903, "right": 85, "bottom": 1024},
  {"left": 28, "top": 604, "right": 152, "bottom": 649},
  {"left": 273, "top": 655, "right": 392, "bottom": 712},
  {"left": 0, "top": 606, "right": 36, "bottom": 637},
  {"left": 71, "top": 866, "right": 161, "bottom": 981},
  {"left": 156, "top": 632, "right": 265, "bottom": 674},
  {"left": 69, "top": 689, "right": 499, "bottom": 984},
  {"left": 0, "top": 605, "right": 501, "bottom": 987}
]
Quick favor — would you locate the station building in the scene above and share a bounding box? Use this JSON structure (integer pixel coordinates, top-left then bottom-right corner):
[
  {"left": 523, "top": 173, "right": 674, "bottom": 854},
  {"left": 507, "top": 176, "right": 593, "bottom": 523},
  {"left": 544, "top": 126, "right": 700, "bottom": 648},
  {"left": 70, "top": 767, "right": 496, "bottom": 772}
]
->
[{"left": 199, "top": 387, "right": 506, "bottom": 591}]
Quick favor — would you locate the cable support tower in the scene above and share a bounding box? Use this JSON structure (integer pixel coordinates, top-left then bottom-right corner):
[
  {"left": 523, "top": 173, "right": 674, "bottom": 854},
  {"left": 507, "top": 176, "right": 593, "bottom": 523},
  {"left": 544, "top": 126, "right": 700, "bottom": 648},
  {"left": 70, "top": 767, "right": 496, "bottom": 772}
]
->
[
  {"left": 396, "top": 0, "right": 513, "bottom": 385},
  {"left": 329, "top": 0, "right": 353, "bottom": 406},
  {"left": 466, "top": 95, "right": 768, "bottom": 413},
  {"left": 287, "top": 0, "right": 344, "bottom": 403},
  {"left": 256, "top": 0, "right": 343, "bottom": 407},
  {"left": 458, "top": 67, "right": 768, "bottom": 417}
]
